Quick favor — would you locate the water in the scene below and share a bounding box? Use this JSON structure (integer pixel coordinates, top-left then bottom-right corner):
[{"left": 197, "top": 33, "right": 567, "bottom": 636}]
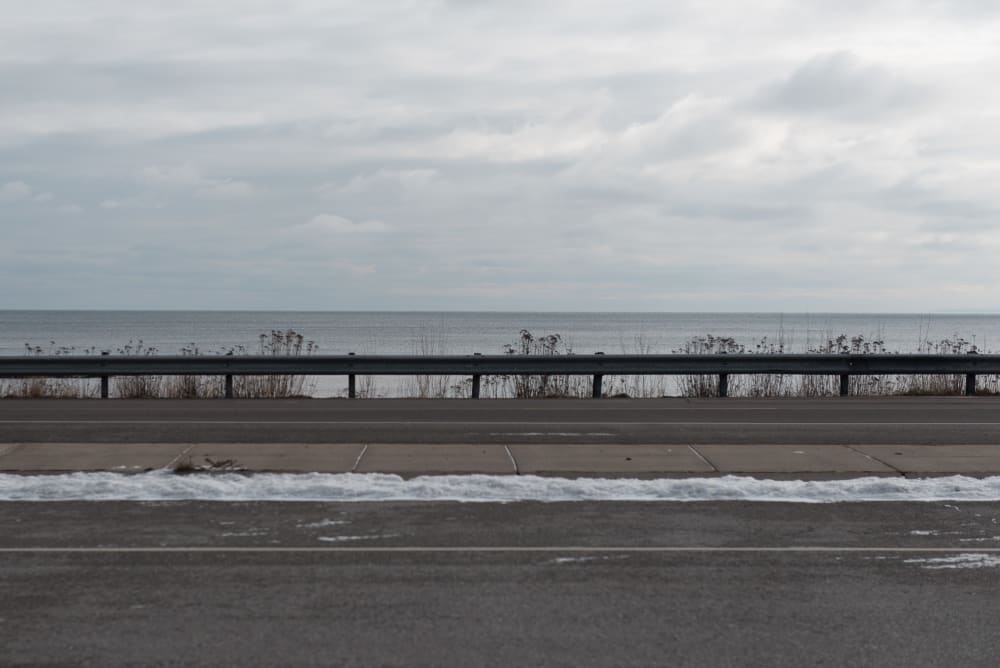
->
[
  {"left": 4, "top": 311, "right": 999, "bottom": 357},
  {"left": 3, "top": 311, "right": 999, "bottom": 396}
]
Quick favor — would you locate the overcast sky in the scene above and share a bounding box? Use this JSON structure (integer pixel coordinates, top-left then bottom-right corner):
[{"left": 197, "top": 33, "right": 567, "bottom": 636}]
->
[{"left": 3, "top": 1, "right": 1000, "bottom": 311}]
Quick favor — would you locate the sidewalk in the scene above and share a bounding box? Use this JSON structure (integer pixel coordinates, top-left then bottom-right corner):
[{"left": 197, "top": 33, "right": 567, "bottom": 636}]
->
[{"left": 3, "top": 442, "right": 1000, "bottom": 478}]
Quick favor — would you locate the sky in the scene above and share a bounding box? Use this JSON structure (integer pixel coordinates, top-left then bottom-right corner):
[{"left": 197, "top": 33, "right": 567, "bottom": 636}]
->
[{"left": 2, "top": 0, "right": 1000, "bottom": 312}]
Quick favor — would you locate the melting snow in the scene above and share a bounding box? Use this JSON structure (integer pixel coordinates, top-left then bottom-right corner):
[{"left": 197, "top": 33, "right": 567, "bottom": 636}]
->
[
  {"left": 550, "top": 555, "right": 629, "bottom": 564},
  {"left": 317, "top": 534, "right": 398, "bottom": 542},
  {"left": 4, "top": 472, "right": 1000, "bottom": 503},
  {"left": 298, "top": 519, "right": 348, "bottom": 528},
  {"left": 958, "top": 536, "right": 1000, "bottom": 543},
  {"left": 904, "top": 553, "right": 1000, "bottom": 570}
]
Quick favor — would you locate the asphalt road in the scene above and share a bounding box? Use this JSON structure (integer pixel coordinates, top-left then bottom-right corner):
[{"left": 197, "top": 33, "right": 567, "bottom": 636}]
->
[
  {"left": 5, "top": 397, "right": 1000, "bottom": 666},
  {"left": 2, "top": 396, "right": 1000, "bottom": 444},
  {"left": 3, "top": 500, "right": 1000, "bottom": 666}
]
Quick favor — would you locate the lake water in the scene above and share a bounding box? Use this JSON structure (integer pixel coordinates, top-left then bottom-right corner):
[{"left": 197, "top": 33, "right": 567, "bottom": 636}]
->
[
  {"left": 4, "top": 311, "right": 1000, "bottom": 356},
  {"left": 3, "top": 311, "right": 999, "bottom": 396}
]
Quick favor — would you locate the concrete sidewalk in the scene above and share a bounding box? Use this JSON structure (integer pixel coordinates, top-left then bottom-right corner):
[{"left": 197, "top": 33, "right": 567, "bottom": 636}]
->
[{"left": 3, "top": 442, "right": 1000, "bottom": 478}]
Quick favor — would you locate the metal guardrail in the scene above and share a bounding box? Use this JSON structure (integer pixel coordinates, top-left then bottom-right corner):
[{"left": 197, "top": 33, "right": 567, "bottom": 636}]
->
[{"left": 1, "top": 353, "right": 998, "bottom": 398}]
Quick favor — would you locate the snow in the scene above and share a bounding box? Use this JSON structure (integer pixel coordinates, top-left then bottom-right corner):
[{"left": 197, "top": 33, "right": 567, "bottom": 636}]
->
[
  {"left": 904, "top": 553, "right": 1000, "bottom": 570},
  {"left": 551, "top": 555, "right": 628, "bottom": 564},
  {"left": 958, "top": 536, "right": 1000, "bottom": 543},
  {"left": 298, "top": 519, "right": 348, "bottom": 528},
  {"left": 5, "top": 472, "right": 1000, "bottom": 503}
]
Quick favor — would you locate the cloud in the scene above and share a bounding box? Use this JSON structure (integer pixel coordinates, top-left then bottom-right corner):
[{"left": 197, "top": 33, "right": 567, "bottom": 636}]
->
[
  {"left": 303, "top": 214, "right": 389, "bottom": 235},
  {"left": 138, "top": 164, "right": 252, "bottom": 199},
  {"left": 100, "top": 196, "right": 164, "bottom": 210},
  {"left": 196, "top": 180, "right": 252, "bottom": 199},
  {"left": 0, "top": 180, "right": 31, "bottom": 202},
  {"left": 318, "top": 168, "right": 439, "bottom": 202},
  {"left": 756, "top": 52, "right": 926, "bottom": 120},
  {"left": 618, "top": 95, "right": 749, "bottom": 160},
  {"left": 3, "top": 1, "right": 1000, "bottom": 310},
  {"left": 139, "top": 165, "right": 203, "bottom": 188}
]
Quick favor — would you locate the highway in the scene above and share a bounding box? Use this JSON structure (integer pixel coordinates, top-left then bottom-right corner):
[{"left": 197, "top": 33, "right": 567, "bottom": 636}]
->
[
  {"left": 3, "top": 500, "right": 1000, "bottom": 666},
  {"left": 3, "top": 396, "right": 1000, "bottom": 444},
  {"left": 3, "top": 396, "right": 1000, "bottom": 665}
]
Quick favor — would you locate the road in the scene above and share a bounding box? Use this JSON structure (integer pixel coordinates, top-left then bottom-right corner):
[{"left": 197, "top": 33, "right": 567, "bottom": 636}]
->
[
  {"left": 3, "top": 500, "right": 1000, "bottom": 666},
  {"left": 4, "top": 397, "right": 1000, "bottom": 665},
  {"left": 3, "top": 396, "right": 1000, "bottom": 443}
]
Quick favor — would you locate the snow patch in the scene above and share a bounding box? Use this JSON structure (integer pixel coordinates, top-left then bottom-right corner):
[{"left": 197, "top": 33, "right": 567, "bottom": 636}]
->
[
  {"left": 220, "top": 529, "right": 268, "bottom": 537},
  {"left": 904, "top": 553, "right": 1000, "bottom": 570},
  {"left": 298, "top": 519, "right": 348, "bottom": 528},
  {"left": 909, "top": 530, "right": 938, "bottom": 536},
  {"left": 958, "top": 536, "right": 1000, "bottom": 543},
  {"left": 551, "top": 555, "right": 629, "bottom": 564},
  {"left": 317, "top": 534, "right": 399, "bottom": 542},
  {"left": 5, "top": 472, "right": 1000, "bottom": 503}
]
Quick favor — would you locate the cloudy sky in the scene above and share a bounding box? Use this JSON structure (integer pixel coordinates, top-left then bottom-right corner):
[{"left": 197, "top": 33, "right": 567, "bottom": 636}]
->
[{"left": 3, "top": 1, "right": 1000, "bottom": 311}]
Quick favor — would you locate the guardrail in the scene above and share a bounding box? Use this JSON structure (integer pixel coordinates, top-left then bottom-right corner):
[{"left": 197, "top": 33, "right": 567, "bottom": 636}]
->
[{"left": 1, "top": 353, "right": 998, "bottom": 398}]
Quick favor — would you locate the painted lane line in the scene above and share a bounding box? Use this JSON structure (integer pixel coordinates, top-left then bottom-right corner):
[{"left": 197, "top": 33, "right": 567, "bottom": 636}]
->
[
  {"left": 687, "top": 445, "right": 720, "bottom": 472},
  {"left": 351, "top": 443, "right": 369, "bottom": 473},
  {"left": 5, "top": 546, "right": 1000, "bottom": 554},
  {"left": 164, "top": 444, "right": 197, "bottom": 471},
  {"left": 5, "top": 420, "right": 1000, "bottom": 426},
  {"left": 503, "top": 445, "right": 519, "bottom": 474}
]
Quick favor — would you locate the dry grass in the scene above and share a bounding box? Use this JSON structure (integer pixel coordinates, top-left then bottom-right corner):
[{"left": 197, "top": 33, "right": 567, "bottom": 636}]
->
[
  {"left": 0, "top": 343, "right": 98, "bottom": 398},
  {"left": 673, "top": 333, "right": 996, "bottom": 397},
  {"left": 3, "top": 331, "right": 317, "bottom": 399},
  {"left": 0, "top": 377, "right": 97, "bottom": 399},
  {"left": 6, "top": 328, "right": 997, "bottom": 400},
  {"left": 607, "top": 334, "right": 667, "bottom": 398},
  {"left": 477, "top": 330, "right": 592, "bottom": 399},
  {"left": 401, "top": 333, "right": 460, "bottom": 398},
  {"left": 234, "top": 330, "right": 317, "bottom": 399}
]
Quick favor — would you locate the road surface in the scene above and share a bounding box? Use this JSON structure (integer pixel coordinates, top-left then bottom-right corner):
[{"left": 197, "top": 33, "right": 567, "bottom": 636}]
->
[
  {"left": 4, "top": 397, "right": 1000, "bottom": 665},
  {"left": 2, "top": 500, "right": 1000, "bottom": 666},
  {"left": 2, "top": 396, "right": 1000, "bottom": 444}
]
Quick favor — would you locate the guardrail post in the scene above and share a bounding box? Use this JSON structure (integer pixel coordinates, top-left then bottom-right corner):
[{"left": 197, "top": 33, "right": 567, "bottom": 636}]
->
[
  {"left": 966, "top": 351, "right": 978, "bottom": 396},
  {"left": 225, "top": 374, "right": 234, "bottom": 399},
  {"left": 718, "top": 373, "right": 728, "bottom": 398},
  {"left": 100, "top": 351, "right": 109, "bottom": 399},
  {"left": 348, "top": 352, "right": 356, "bottom": 399},
  {"left": 839, "top": 374, "right": 850, "bottom": 397},
  {"left": 471, "top": 353, "right": 481, "bottom": 399},
  {"left": 592, "top": 352, "right": 604, "bottom": 399}
]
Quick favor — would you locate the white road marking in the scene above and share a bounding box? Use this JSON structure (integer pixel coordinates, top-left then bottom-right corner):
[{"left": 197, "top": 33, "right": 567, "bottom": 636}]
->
[
  {"left": 350, "top": 443, "right": 368, "bottom": 472},
  {"left": 488, "top": 432, "right": 617, "bottom": 436},
  {"left": 3, "top": 420, "right": 1000, "bottom": 426},
  {"left": 502, "top": 445, "right": 518, "bottom": 474},
  {"left": 4, "top": 546, "right": 1000, "bottom": 554}
]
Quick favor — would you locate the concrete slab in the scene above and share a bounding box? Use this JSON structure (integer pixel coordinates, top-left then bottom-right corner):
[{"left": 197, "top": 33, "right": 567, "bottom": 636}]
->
[
  {"left": 183, "top": 443, "right": 364, "bottom": 473},
  {"left": 855, "top": 445, "right": 1000, "bottom": 476},
  {"left": 692, "top": 445, "right": 897, "bottom": 478},
  {"left": 356, "top": 444, "right": 515, "bottom": 475},
  {"left": 508, "top": 444, "right": 716, "bottom": 478},
  {"left": 0, "top": 443, "right": 18, "bottom": 457},
  {"left": 0, "top": 443, "right": 187, "bottom": 472}
]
